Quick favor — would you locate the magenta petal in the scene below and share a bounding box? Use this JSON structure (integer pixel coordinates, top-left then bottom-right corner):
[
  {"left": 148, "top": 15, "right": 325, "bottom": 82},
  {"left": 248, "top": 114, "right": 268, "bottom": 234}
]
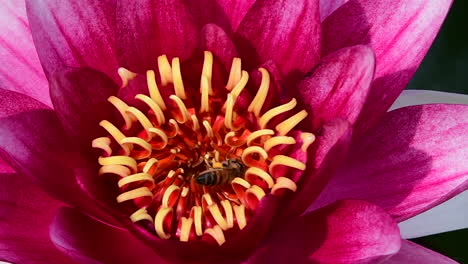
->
[
  {"left": 26, "top": 0, "right": 119, "bottom": 83},
  {"left": 311, "top": 104, "right": 468, "bottom": 221},
  {"left": 322, "top": 0, "right": 453, "bottom": 134},
  {"left": 50, "top": 207, "right": 167, "bottom": 264},
  {"left": 319, "top": 0, "right": 350, "bottom": 21},
  {"left": 187, "top": 0, "right": 256, "bottom": 33},
  {"left": 0, "top": 88, "right": 49, "bottom": 119},
  {"left": 235, "top": 0, "right": 321, "bottom": 76},
  {"left": 283, "top": 119, "right": 353, "bottom": 217},
  {"left": 0, "top": 158, "right": 14, "bottom": 174},
  {"left": 383, "top": 240, "right": 457, "bottom": 264},
  {"left": 0, "top": 109, "right": 120, "bottom": 227},
  {"left": 249, "top": 200, "right": 400, "bottom": 264},
  {"left": 0, "top": 173, "right": 74, "bottom": 264},
  {"left": 116, "top": 0, "right": 198, "bottom": 73},
  {"left": 298, "top": 45, "right": 375, "bottom": 130},
  {"left": 49, "top": 67, "right": 119, "bottom": 150},
  {"left": 201, "top": 24, "right": 238, "bottom": 71},
  {"left": 0, "top": 1, "right": 51, "bottom": 107}
]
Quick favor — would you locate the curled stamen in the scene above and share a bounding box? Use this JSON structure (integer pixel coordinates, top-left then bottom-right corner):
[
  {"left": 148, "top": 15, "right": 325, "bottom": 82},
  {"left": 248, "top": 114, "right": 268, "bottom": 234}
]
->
[
  {"left": 246, "top": 129, "right": 274, "bottom": 146},
  {"left": 135, "top": 93, "right": 166, "bottom": 125},
  {"left": 170, "top": 95, "right": 190, "bottom": 124},
  {"left": 259, "top": 98, "right": 297, "bottom": 129},
  {"left": 158, "top": 55, "right": 173, "bottom": 86},
  {"left": 276, "top": 110, "right": 308, "bottom": 136},
  {"left": 201, "top": 51, "right": 214, "bottom": 95},
  {"left": 118, "top": 67, "right": 137, "bottom": 88},
  {"left": 146, "top": 70, "right": 167, "bottom": 110},
  {"left": 116, "top": 186, "right": 153, "bottom": 203},
  {"left": 248, "top": 68, "right": 270, "bottom": 117},
  {"left": 172, "top": 58, "right": 186, "bottom": 99},
  {"left": 130, "top": 208, "right": 154, "bottom": 223},
  {"left": 226, "top": 58, "right": 242, "bottom": 91}
]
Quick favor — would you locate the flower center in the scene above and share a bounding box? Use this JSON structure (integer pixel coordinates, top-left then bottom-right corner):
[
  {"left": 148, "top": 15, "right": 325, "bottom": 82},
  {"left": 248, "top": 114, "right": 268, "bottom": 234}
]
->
[{"left": 92, "top": 51, "right": 315, "bottom": 245}]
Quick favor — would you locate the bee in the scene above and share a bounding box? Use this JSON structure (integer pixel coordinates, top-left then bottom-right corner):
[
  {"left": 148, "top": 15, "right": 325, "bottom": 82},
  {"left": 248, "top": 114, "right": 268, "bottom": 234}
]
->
[{"left": 195, "top": 159, "right": 245, "bottom": 186}]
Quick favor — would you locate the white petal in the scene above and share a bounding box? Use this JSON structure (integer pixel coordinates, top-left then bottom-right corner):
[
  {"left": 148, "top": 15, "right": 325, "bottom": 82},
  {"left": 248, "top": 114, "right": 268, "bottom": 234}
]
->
[
  {"left": 399, "top": 191, "right": 468, "bottom": 239},
  {"left": 390, "top": 90, "right": 468, "bottom": 111}
]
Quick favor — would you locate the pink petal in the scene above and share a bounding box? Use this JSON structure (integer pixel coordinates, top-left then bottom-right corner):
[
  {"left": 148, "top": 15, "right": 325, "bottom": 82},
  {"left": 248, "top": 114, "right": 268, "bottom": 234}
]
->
[
  {"left": 50, "top": 207, "right": 167, "bottom": 264},
  {"left": 201, "top": 24, "right": 238, "bottom": 71},
  {"left": 187, "top": 0, "right": 256, "bottom": 33},
  {"left": 116, "top": 0, "right": 198, "bottom": 73},
  {"left": 0, "top": 157, "right": 14, "bottom": 174},
  {"left": 322, "top": 0, "right": 453, "bottom": 134},
  {"left": 319, "top": 0, "right": 350, "bottom": 21},
  {"left": 26, "top": 0, "right": 119, "bottom": 83},
  {"left": 310, "top": 104, "right": 468, "bottom": 222},
  {"left": 0, "top": 88, "right": 49, "bottom": 119},
  {"left": 248, "top": 200, "right": 401, "bottom": 264},
  {"left": 235, "top": 0, "right": 321, "bottom": 76},
  {"left": 0, "top": 0, "right": 50, "bottom": 106},
  {"left": 383, "top": 240, "right": 457, "bottom": 264},
  {"left": 0, "top": 109, "right": 120, "bottom": 227},
  {"left": 298, "top": 45, "right": 375, "bottom": 130},
  {"left": 283, "top": 119, "right": 353, "bottom": 217},
  {"left": 0, "top": 173, "right": 74, "bottom": 264},
  {"left": 49, "top": 68, "right": 119, "bottom": 150}
]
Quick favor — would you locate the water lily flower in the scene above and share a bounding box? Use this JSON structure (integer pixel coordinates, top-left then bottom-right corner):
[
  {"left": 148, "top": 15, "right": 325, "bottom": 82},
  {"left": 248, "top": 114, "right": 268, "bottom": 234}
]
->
[{"left": 0, "top": 0, "right": 465, "bottom": 263}]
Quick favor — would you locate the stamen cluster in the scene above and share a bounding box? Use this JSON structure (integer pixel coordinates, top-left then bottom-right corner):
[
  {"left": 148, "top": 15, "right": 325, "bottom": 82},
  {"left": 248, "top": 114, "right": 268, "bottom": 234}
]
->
[{"left": 92, "top": 51, "right": 315, "bottom": 245}]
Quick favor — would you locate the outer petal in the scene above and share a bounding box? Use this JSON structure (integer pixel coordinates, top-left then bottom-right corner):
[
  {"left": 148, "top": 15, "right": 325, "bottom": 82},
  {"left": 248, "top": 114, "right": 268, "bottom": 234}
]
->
[
  {"left": 322, "top": 0, "right": 453, "bottom": 134},
  {"left": 26, "top": 0, "right": 119, "bottom": 83},
  {"left": 390, "top": 90, "right": 468, "bottom": 111},
  {"left": 0, "top": 157, "right": 14, "bottom": 174},
  {"left": 186, "top": 0, "right": 256, "bottom": 33},
  {"left": 319, "top": 0, "right": 350, "bottom": 21},
  {"left": 0, "top": 109, "right": 120, "bottom": 227},
  {"left": 249, "top": 200, "right": 401, "bottom": 264},
  {"left": 50, "top": 207, "right": 167, "bottom": 264},
  {"left": 201, "top": 24, "right": 238, "bottom": 71},
  {"left": 116, "top": 0, "right": 198, "bottom": 73},
  {"left": 49, "top": 67, "right": 119, "bottom": 151},
  {"left": 298, "top": 45, "right": 375, "bottom": 130},
  {"left": 383, "top": 240, "right": 457, "bottom": 264},
  {"left": 0, "top": 0, "right": 50, "bottom": 106},
  {"left": 310, "top": 104, "right": 468, "bottom": 222},
  {"left": 399, "top": 191, "right": 468, "bottom": 239},
  {"left": 235, "top": 0, "right": 321, "bottom": 76},
  {"left": 0, "top": 88, "right": 49, "bottom": 118},
  {"left": 0, "top": 173, "right": 73, "bottom": 264}
]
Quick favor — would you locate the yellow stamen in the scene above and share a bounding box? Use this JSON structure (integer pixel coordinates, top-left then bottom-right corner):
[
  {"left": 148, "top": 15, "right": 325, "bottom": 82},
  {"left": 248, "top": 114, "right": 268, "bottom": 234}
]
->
[
  {"left": 154, "top": 207, "right": 172, "bottom": 239},
  {"left": 191, "top": 115, "right": 200, "bottom": 132},
  {"left": 116, "top": 186, "right": 153, "bottom": 203},
  {"left": 264, "top": 136, "right": 296, "bottom": 153},
  {"left": 118, "top": 67, "right": 137, "bottom": 88},
  {"left": 245, "top": 185, "right": 266, "bottom": 210},
  {"left": 245, "top": 167, "right": 274, "bottom": 189},
  {"left": 118, "top": 172, "right": 154, "bottom": 187},
  {"left": 135, "top": 94, "right": 166, "bottom": 126},
  {"left": 92, "top": 137, "right": 112, "bottom": 156},
  {"left": 200, "top": 75, "right": 210, "bottom": 113},
  {"left": 226, "top": 58, "right": 242, "bottom": 91},
  {"left": 272, "top": 177, "right": 297, "bottom": 194},
  {"left": 275, "top": 110, "right": 308, "bottom": 136},
  {"left": 107, "top": 96, "right": 133, "bottom": 129},
  {"left": 126, "top": 107, "right": 154, "bottom": 132},
  {"left": 179, "top": 217, "right": 193, "bottom": 242},
  {"left": 201, "top": 51, "right": 214, "bottom": 95},
  {"left": 172, "top": 58, "right": 186, "bottom": 99},
  {"left": 162, "top": 185, "right": 181, "bottom": 208},
  {"left": 241, "top": 146, "right": 268, "bottom": 166},
  {"left": 146, "top": 70, "right": 167, "bottom": 110},
  {"left": 208, "top": 203, "right": 229, "bottom": 230},
  {"left": 158, "top": 55, "right": 173, "bottom": 86},
  {"left": 246, "top": 129, "right": 274, "bottom": 146},
  {"left": 130, "top": 208, "right": 153, "bottom": 223},
  {"left": 170, "top": 95, "right": 190, "bottom": 124},
  {"left": 192, "top": 206, "right": 203, "bottom": 236},
  {"left": 224, "top": 94, "right": 235, "bottom": 130},
  {"left": 98, "top": 165, "right": 131, "bottom": 177},
  {"left": 148, "top": 127, "right": 169, "bottom": 150},
  {"left": 269, "top": 155, "right": 306, "bottom": 174},
  {"left": 233, "top": 205, "right": 247, "bottom": 230},
  {"left": 259, "top": 98, "right": 297, "bottom": 129},
  {"left": 248, "top": 68, "right": 270, "bottom": 117},
  {"left": 143, "top": 158, "right": 158, "bottom": 175},
  {"left": 203, "top": 120, "right": 214, "bottom": 138},
  {"left": 301, "top": 132, "right": 316, "bottom": 152},
  {"left": 220, "top": 200, "right": 234, "bottom": 228},
  {"left": 99, "top": 156, "right": 137, "bottom": 173},
  {"left": 204, "top": 225, "right": 226, "bottom": 246}
]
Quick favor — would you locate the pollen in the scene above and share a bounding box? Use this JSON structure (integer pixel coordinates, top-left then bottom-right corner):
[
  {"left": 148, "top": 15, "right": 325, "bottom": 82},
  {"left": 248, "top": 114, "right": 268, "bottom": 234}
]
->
[{"left": 92, "top": 51, "right": 315, "bottom": 246}]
